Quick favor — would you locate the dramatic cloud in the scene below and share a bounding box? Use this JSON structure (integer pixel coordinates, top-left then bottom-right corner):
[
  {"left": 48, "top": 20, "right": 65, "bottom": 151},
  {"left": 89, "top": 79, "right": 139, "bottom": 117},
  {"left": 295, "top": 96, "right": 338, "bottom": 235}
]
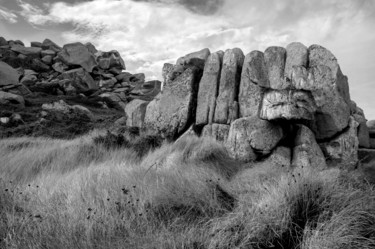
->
[
  {"left": 131, "top": 0, "right": 225, "bottom": 15},
  {"left": 0, "top": 6, "right": 18, "bottom": 23}
]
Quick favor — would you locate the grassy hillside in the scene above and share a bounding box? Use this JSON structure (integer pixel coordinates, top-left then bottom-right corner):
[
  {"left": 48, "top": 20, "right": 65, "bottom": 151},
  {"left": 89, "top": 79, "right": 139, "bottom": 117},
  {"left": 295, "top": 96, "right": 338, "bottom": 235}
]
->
[{"left": 0, "top": 133, "right": 375, "bottom": 249}]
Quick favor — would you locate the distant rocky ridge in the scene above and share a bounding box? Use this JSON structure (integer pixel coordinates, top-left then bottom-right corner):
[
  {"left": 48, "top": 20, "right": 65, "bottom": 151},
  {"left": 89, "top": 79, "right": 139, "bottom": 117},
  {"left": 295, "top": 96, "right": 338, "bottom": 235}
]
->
[{"left": 0, "top": 37, "right": 161, "bottom": 110}]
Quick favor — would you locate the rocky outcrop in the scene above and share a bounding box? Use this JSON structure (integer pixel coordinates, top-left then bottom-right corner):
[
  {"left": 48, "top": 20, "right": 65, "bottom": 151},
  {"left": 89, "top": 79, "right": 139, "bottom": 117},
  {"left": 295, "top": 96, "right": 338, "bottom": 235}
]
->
[
  {"left": 214, "top": 48, "right": 244, "bottom": 124},
  {"left": 139, "top": 42, "right": 368, "bottom": 169}
]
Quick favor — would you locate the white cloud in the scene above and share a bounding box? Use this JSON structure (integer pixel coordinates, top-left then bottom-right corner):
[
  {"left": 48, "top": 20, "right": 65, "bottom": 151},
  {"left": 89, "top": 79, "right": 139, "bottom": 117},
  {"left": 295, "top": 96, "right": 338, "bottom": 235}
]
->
[{"left": 0, "top": 6, "right": 18, "bottom": 23}]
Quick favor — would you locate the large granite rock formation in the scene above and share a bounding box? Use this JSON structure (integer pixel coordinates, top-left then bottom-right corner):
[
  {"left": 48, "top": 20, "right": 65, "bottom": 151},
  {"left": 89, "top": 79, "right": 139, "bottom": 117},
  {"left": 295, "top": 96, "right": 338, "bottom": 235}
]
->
[{"left": 139, "top": 42, "right": 367, "bottom": 169}]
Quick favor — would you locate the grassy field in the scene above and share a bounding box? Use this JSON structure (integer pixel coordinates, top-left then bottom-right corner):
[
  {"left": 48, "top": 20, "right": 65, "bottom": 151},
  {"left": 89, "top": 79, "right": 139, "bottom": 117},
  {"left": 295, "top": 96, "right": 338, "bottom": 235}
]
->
[{"left": 0, "top": 132, "right": 375, "bottom": 249}]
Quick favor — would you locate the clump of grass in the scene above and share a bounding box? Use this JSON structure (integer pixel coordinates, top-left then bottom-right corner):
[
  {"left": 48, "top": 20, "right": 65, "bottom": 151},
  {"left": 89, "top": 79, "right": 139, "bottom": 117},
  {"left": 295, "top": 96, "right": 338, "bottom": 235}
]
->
[
  {"left": 0, "top": 135, "right": 375, "bottom": 248},
  {"left": 92, "top": 130, "right": 163, "bottom": 158},
  {"left": 93, "top": 131, "right": 131, "bottom": 149}
]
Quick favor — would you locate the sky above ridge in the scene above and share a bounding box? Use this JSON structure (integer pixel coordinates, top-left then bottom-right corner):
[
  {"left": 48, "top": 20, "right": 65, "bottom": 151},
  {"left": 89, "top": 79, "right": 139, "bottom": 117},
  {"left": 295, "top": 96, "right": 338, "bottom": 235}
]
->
[{"left": 1, "top": 0, "right": 375, "bottom": 119}]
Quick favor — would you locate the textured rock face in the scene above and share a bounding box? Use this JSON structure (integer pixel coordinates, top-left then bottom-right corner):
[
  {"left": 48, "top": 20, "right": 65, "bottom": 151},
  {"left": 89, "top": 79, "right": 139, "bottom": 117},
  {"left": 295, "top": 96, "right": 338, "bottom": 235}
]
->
[
  {"left": 201, "top": 123, "right": 230, "bottom": 142},
  {"left": 353, "top": 109, "right": 370, "bottom": 148},
  {"left": 41, "top": 39, "right": 62, "bottom": 52},
  {"left": 162, "top": 63, "right": 174, "bottom": 88},
  {"left": 292, "top": 125, "right": 327, "bottom": 169},
  {"left": 214, "top": 48, "right": 244, "bottom": 124},
  {"left": 257, "top": 43, "right": 351, "bottom": 141},
  {"left": 238, "top": 51, "right": 266, "bottom": 117},
  {"left": 260, "top": 90, "right": 316, "bottom": 120},
  {"left": 0, "top": 91, "right": 25, "bottom": 107},
  {"left": 226, "top": 116, "right": 283, "bottom": 162},
  {"left": 309, "top": 65, "right": 351, "bottom": 140},
  {"left": 320, "top": 117, "right": 359, "bottom": 169},
  {"left": 195, "top": 51, "right": 223, "bottom": 126},
  {"left": 42, "top": 100, "right": 93, "bottom": 120},
  {"left": 11, "top": 45, "right": 42, "bottom": 59},
  {"left": 97, "top": 50, "right": 125, "bottom": 70},
  {"left": 144, "top": 66, "right": 202, "bottom": 138},
  {"left": 124, "top": 99, "right": 149, "bottom": 128},
  {"left": 264, "top": 46, "right": 287, "bottom": 89},
  {"left": 58, "top": 42, "right": 97, "bottom": 72},
  {"left": 0, "top": 61, "right": 19, "bottom": 86},
  {"left": 307, "top": 45, "right": 351, "bottom": 139},
  {"left": 59, "top": 68, "right": 98, "bottom": 92},
  {"left": 284, "top": 42, "right": 308, "bottom": 80}
]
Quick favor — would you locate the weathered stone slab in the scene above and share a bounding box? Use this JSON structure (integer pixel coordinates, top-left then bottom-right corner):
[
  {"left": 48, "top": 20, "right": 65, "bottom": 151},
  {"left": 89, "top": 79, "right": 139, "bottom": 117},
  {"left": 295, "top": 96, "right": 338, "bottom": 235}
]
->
[
  {"left": 59, "top": 68, "right": 98, "bottom": 92},
  {"left": 144, "top": 66, "right": 201, "bottom": 138},
  {"left": 320, "top": 116, "right": 359, "bottom": 169},
  {"left": 284, "top": 42, "right": 308, "bottom": 80},
  {"left": 238, "top": 51, "right": 266, "bottom": 118},
  {"left": 264, "top": 46, "right": 287, "bottom": 89},
  {"left": 292, "top": 125, "right": 327, "bottom": 169},
  {"left": 124, "top": 99, "right": 149, "bottom": 128},
  {"left": 226, "top": 116, "right": 283, "bottom": 162},
  {"left": 196, "top": 51, "right": 223, "bottom": 125},
  {"left": 214, "top": 48, "right": 244, "bottom": 124},
  {"left": 58, "top": 42, "right": 97, "bottom": 72}
]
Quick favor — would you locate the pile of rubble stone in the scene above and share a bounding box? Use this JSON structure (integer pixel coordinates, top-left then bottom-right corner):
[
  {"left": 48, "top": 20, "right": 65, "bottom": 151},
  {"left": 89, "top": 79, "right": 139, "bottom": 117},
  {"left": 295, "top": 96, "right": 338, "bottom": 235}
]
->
[{"left": 0, "top": 36, "right": 161, "bottom": 112}]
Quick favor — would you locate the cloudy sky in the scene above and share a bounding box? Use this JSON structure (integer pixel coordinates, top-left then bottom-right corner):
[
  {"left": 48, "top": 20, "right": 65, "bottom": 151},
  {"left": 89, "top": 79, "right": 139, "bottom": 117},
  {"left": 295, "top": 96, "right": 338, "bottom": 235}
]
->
[{"left": 1, "top": 0, "right": 375, "bottom": 118}]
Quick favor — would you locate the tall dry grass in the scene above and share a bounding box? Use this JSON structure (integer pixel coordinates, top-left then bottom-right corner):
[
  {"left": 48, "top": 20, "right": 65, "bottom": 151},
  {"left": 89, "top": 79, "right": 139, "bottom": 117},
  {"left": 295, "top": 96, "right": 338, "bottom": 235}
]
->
[{"left": 0, "top": 133, "right": 374, "bottom": 249}]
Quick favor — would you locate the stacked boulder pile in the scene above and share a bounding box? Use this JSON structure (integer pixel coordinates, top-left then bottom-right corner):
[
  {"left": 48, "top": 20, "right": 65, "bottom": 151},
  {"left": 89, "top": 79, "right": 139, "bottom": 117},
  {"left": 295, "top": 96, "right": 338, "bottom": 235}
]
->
[
  {"left": 125, "top": 43, "right": 374, "bottom": 170},
  {"left": 0, "top": 36, "right": 161, "bottom": 111}
]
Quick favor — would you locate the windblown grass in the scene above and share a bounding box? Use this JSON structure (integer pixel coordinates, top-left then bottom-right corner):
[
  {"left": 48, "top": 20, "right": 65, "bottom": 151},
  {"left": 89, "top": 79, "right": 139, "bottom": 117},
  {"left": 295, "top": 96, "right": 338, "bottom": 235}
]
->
[{"left": 0, "top": 134, "right": 374, "bottom": 248}]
